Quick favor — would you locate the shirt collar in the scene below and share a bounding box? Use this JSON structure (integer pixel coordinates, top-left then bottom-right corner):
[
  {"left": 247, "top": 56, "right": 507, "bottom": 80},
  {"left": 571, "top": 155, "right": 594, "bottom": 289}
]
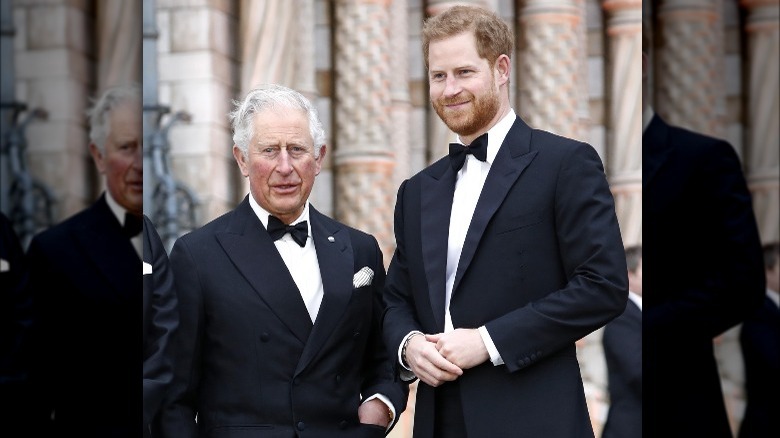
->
[
  {"left": 628, "top": 290, "right": 642, "bottom": 311},
  {"left": 643, "top": 106, "right": 655, "bottom": 133},
  {"left": 104, "top": 190, "right": 128, "bottom": 227},
  {"left": 247, "top": 192, "right": 312, "bottom": 237},
  {"left": 767, "top": 289, "right": 780, "bottom": 308},
  {"left": 456, "top": 108, "right": 516, "bottom": 166}
]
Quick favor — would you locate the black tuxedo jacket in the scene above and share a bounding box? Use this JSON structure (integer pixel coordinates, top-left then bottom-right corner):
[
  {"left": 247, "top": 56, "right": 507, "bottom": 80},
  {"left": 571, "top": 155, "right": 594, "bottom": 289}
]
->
[
  {"left": 383, "top": 116, "right": 628, "bottom": 438},
  {"left": 0, "top": 212, "right": 33, "bottom": 427},
  {"left": 155, "top": 198, "right": 407, "bottom": 438},
  {"left": 601, "top": 299, "right": 642, "bottom": 438},
  {"left": 25, "top": 194, "right": 142, "bottom": 437},
  {"left": 738, "top": 295, "right": 780, "bottom": 438},
  {"left": 643, "top": 114, "right": 765, "bottom": 438},
  {"left": 142, "top": 215, "right": 178, "bottom": 436}
]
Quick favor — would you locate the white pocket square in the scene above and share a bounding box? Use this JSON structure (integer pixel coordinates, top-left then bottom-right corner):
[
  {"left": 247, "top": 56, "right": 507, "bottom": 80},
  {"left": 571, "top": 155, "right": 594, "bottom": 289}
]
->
[
  {"left": 352, "top": 266, "right": 374, "bottom": 288},
  {"left": 143, "top": 261, "right": 153, "bottom": 275},
  {"left": 0, "top": 258, "right": 8, "bottom": 273}
]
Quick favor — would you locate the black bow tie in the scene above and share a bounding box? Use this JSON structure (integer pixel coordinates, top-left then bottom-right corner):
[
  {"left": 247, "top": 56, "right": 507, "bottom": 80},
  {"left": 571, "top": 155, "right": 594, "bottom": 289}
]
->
[
  {"left": 449, "top": 132, "right": 488, "bottom": 171},
  {"left": 123, "top": 213, "right": 142, "bottom": 238},
  {"left": 267, "top": 215, "right": 308, "bottom": 247}
]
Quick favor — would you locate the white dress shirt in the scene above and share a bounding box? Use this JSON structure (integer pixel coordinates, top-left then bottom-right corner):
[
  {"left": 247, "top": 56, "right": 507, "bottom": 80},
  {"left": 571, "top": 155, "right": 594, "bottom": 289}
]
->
[{"left": 247, "top": 195, "right": 323, "bottom": 323}]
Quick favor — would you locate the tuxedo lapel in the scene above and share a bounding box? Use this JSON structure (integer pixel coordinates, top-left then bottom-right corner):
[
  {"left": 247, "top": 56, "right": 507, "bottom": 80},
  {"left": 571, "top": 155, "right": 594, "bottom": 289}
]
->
[
  {"left": 643, "top": 114, "right": 674, "bottom": 189},
  {"left": 216, "top": 198, "right": 312, "bottom": 344},
  {"left": 295, "top": 207, "right": 353, "bottom": 375},
  {"left": 74, "top": 196, "right": 140, "bottom": 300},
  {"left": 421, "top": 160, "right": 457, "bottom": 331},
  {"left": 453, "top": 118, "right": 537, "bottom": 293}
]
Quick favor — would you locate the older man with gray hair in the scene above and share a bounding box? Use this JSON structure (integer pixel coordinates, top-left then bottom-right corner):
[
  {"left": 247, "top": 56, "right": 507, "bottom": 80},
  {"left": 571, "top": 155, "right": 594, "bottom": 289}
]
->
[
  {"left": 24, "top": 84, "right": 143, "bottom": 437},
  {"left": 154, "top": 84, "right": 408, "bottom": 438}
]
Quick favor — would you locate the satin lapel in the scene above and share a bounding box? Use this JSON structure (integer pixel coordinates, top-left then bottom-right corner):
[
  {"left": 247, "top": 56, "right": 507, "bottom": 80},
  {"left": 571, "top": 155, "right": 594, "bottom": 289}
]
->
[
  {"left": 453, "top": 118, "right": 537, "bottom": 293},
  {"left": 421, "top": 160, "right": 456, "bottom": 332},
  {"left": 643, "top": 114, "right": 674, "bottom": 189},
  {"left": 74, "top": 197, "right": 140, "bottom": 300},
  {"left": 216, "top": 199, "right": 312, "bottom": 344},
  {"left": 295, "top": 207, "right": 353, "bottom": 375}
]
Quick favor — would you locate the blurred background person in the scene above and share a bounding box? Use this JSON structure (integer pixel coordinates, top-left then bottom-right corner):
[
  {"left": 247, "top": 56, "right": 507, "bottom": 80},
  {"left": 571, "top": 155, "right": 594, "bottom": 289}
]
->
[
  {"left": 738, "top": 242, "right": 780, "bottom": 438},
  {"left": 0, "top": 211, "right": 33, "bottom": 427},
  {"left": 601, "top": 245, "right": 642, "bottom": 438},
  {"left": 24, "top": 84, "right": 143, "bottom": 437},
  {"left": 643, "top": 10, "right": 766, "bottom": 438}
]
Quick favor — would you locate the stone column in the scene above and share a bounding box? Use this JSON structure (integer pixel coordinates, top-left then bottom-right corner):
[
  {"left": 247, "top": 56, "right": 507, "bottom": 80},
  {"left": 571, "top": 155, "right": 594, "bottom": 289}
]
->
[
  {"left": 603, "top": 0, "right": 642, "bottom": 248},
  {"left": 14, "top": 0, "right": 92, "bottom": 219},
  {"left": 655, "top": 0, "right": 724, "bottom": 137},
  {"left": 96, "top": 0, "right": 141, "bottom": 92},
  {"left": 156, "top": 0, "right": 238, "bottom": 221},
  {"left": 517, "top": 0, "right": 584, "bottom": 139},
  {"left": 742, "top": 0, "right": 779, "bottom": 244},
  {"left": 390, "top": 0, "right": 412, "bottom": 196},
  {"left": 333, "top": 0, "right": 395, "bottom": 262}
]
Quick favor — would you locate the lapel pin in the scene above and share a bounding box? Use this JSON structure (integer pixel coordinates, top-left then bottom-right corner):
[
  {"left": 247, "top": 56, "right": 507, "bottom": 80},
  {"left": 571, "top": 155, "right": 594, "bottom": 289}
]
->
[{"left": 327, "top": 236, "right": 335, "bottom": 242}]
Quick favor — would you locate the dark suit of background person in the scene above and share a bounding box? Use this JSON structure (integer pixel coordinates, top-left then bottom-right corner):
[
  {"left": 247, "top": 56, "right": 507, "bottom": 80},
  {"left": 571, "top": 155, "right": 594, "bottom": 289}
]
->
[
  {"left": 142, "top": 215, "right": 178, "bottom": 437},
  {"left": 0, "top": 212, "right": 34, "bottom": 427},
  {"left": 382, "top": 7, "right": 628, "bottom": 438},
  {"left": 155, "top": 85, "right": 407, "bottom": 438},
  {"left": 642, "top": 114, "right": 765, "bottom": 437},
  {"left": 641, "top": 17, "right": 765, "bottom": 436},
  {"left": 24, "top": 85, "right": 144, "bottom": 438},
  {"left": 738, "top": 242, "right": 780, "bottom": 438},
  {"left": 601, "top": 246, "right": 642, "bottom": 438}
]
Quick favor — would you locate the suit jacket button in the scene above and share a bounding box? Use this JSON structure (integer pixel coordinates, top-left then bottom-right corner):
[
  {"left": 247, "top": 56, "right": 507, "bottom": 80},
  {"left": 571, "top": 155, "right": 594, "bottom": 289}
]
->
[
  {"left": 260, "top": 332, "right": 269, "bottom": 342},
  {"left": 297, "top": 421, "right": 305, "bottom": 431},
  {"left": 353, "top": 332, "right": 361, "bottom": 339},
  {"left": 339, "top": 420, "right": 348, "bottom": 429},
  {"left": 335, "top": 374, "right": 342, "bottom": 382}
]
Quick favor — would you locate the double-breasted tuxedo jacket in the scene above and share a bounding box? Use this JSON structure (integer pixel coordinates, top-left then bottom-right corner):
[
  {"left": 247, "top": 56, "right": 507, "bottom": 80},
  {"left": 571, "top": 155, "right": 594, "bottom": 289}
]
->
[
  {"left": 156, "top": 198, "right": 407, "bottom": 438},
  {"left": 643, "top": 114, "right": 765, "bottom": 438},
  {"left": 383, "top": 116, "right": 628, "bottom": 438},
  {"left": 142, "top": 214, "right": 178, "bottom": 436},
  {"left": 601, "top": 299, "right": 642, "bottom": 438},
  {"left": 25, "top": 194, "right": 142, "bottom": 437}
]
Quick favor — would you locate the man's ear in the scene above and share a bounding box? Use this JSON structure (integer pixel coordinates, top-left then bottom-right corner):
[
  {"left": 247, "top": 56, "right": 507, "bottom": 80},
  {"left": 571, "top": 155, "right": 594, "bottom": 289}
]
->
[
  {"left": 89, "top": 143, "right": 106, "bottom": 174},
  {"left": 495, "top": 54, "right": 511, "bottom": 86},
  {"left": 314, "top": 144, "right": 327, "bottom": 176},
  {"left": 233, "top": 145, "right": 249, "bottom": 177}
]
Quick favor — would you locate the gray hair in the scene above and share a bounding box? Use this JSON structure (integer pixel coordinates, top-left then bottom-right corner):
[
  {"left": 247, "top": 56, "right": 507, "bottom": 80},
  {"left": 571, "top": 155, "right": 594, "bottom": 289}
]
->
[
  {"left": 86, "top": 84, "right": 141, "bottom": 152},
  {"left": 229, "top": 84, "right": 325, "bottom": 158}
]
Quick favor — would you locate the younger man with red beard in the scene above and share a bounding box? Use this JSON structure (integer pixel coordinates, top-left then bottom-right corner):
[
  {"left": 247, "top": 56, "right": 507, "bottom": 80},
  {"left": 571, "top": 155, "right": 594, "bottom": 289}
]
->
[{"left": 382, "top": 6, "right": 628, "bottom": 438}]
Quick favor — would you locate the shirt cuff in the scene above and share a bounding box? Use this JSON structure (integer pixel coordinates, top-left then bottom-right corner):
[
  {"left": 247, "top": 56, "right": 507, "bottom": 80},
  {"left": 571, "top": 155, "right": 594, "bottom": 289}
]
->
[
  {"left": 397, "top": 330, "right": 424, "bottom": 371},
  {"left": 362, "top": 393, "right": 397, "bottom": 431},
  {"left": 478, "top": 325, "right": 504, "bottom": 366}
]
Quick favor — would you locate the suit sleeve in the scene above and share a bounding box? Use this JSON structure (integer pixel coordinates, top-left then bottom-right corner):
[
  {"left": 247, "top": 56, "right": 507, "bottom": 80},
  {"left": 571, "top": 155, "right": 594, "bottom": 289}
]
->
[
  {"left": 360, "top": 234, "right": 409, "bottom": 429},
  {"left": 142, "top": 216, "right": 179, "bottom": 428},
  {"left": 485, "top": 143, "right": 629, "bottom": 373},
  {"left": 382, "top": 180, "right": 424, "bottom": 377},
  {"left": 153, "top": 237, "right": 202, "bottom": 438},
  {"left": 603, "top": 307, "right": 642, "bottom": 398}
]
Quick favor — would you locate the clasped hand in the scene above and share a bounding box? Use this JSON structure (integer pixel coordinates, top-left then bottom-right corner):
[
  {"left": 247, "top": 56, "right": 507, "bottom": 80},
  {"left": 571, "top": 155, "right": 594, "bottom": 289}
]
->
[{"left": 405, "top": 328, "right": 489, "bottom": 387}]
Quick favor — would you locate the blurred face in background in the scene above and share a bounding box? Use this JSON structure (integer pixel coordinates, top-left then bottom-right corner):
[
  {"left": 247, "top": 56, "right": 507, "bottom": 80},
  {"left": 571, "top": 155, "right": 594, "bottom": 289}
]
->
[{"left": 89, "top": 100, "right": 143, "bottom": 216}]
